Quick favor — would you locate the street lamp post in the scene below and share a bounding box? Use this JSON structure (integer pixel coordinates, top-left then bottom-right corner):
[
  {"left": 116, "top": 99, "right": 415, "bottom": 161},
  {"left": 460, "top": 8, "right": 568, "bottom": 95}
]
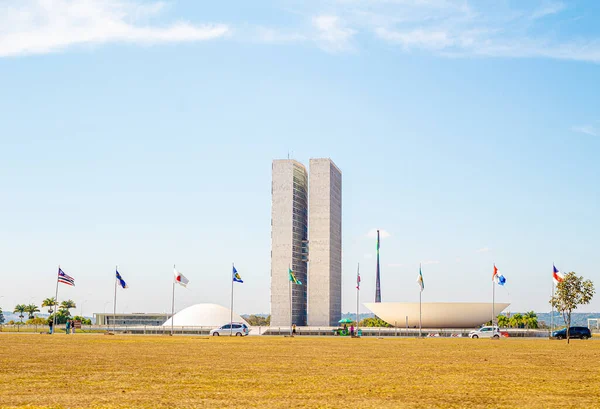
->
[
  {"left": 103, "top": 302, "right": 111, "bottom": 326},
  {"left": 79, "top": 300, "right": 88, "bottom": 318}
]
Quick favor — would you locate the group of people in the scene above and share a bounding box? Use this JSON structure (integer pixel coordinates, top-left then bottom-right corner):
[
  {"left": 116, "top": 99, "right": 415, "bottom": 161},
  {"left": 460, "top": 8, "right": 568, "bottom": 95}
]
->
[
  {"left": 342, "top": 324, "right": 356, "bottom": 336},
  {"left": 47, "top": 318, "right": 77, "bottom": 334}
]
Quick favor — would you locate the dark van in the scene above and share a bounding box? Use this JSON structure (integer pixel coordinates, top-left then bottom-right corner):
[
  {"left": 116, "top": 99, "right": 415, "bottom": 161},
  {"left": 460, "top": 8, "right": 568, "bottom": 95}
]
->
[{"left": 552, "top": 326, "right": 591, "bottom": 340}]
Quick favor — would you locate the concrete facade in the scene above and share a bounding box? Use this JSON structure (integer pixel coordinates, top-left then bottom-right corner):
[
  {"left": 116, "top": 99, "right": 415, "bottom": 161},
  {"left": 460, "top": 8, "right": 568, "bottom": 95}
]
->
[
  {"left": 270, "top": 160, "right": 308, "bottom": 326},
  {"left": 93, "top": 313, "right": 171, "bottom": 326},
  {"left": 308, "top": 158, "right": 342, "bottom": 326}
]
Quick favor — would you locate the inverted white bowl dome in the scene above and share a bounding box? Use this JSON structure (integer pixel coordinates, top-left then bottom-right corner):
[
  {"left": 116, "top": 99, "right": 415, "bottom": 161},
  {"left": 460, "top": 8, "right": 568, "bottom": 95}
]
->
[{"left": 364, "top": 302, "right": 510, "bottom": 328}]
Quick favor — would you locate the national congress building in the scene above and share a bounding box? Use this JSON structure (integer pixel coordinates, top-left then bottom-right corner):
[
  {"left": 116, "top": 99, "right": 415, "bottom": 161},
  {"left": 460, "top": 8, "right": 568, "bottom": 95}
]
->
[{"left": 271, "top": 158, "right": 342, "bottom": 327}]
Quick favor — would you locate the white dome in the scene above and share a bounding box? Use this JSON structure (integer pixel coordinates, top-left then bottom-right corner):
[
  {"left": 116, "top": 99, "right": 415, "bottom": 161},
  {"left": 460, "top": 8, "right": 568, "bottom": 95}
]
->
[{"left": 163, "top": 303, "right": 249, "bottom": 327}]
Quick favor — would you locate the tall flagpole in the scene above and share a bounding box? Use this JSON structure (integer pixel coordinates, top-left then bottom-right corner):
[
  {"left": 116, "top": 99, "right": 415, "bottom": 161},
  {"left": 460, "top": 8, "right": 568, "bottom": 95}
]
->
[
  {"left": 375, "top": 230, "right": 381, "bottom": 303},
  {"left": 419, "top": 264, "right": 422, "bottom": 338},
  {"left": 551, "top": 281, "right": 554, "bottom": 332},
  {"left": 230, "top": 263, "right": 234, "bottom": 336},
  {"left": 356, "top": 263, "right": 360, "bottom": 336},
  {"left": 171, "top": 264, "right": 176, "bottom": 336},
  {"left": 492, "top": 274, "right": 495, "bottom": 327},
  {"left": 113, "top": 266, "right": 118, "bottom": 333},
  {"left": 289, "top": 264, "right": 292, "bottom": 337},
  {"left": 52, "top": 265, "right": 60, "bottom": 334}
]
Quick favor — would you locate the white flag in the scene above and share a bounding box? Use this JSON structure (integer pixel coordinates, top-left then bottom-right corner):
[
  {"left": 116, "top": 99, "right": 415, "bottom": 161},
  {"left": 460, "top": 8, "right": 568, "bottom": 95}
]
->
[{"left": 174, "top": 268, "right": 189, "bottom": 287}]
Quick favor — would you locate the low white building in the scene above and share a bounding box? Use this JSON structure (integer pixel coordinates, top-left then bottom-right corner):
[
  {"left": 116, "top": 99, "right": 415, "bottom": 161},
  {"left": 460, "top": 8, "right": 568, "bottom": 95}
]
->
[{"left": 94, "top": 312, "right": 171, "bottom": 326}]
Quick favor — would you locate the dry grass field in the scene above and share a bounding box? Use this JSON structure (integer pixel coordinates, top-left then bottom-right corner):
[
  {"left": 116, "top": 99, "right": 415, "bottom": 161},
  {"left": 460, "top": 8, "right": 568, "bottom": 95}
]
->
[{"left": 1, "top": 333, "right": 599, "bottom": 408}]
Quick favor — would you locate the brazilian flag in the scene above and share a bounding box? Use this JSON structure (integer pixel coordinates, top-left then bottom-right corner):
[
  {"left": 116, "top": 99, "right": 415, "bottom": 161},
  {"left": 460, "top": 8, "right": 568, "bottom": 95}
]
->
[{"left": 289, "top": 268, "right": 302, "bottom": 285}]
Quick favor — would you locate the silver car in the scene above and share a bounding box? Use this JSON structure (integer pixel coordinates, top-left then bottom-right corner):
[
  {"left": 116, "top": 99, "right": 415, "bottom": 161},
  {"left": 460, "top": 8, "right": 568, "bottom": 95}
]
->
[
  {"left": 469, "top": 326, "right": 500, "bottom": 339},
  {"left": 210, "top": 322, "right": 249, "bottom": 336}
]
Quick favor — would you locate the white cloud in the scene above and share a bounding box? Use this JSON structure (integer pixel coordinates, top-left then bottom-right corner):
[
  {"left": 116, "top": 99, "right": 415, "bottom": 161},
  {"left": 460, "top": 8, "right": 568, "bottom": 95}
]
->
[
  {"left": 420, "top": 260, "right": 440, "bottom": 265},
  {"left": 364, "top": 253, "right": 373, "bottom": 259},
  {"left": 455, "top": 258, "right": 462, "bottom": 263},
  {"left": 323, "top": 0, "right": 600, "bottom": 62},
  {"left": 375, "top": 28, "right": 456, "bottom": 50},
  {"left": 572, "top": 125, "right": 598, "bottom": 137},
  {"left": 312, "top": 15, "right": 356, "bottom": 52},
  {"left": 366, "top": 228, "right": 391, "bottom": 238},
  {"left": 532, "top": 2, "right": 566, "bottom": 20},
  {"left": 0, "top": 0, "right": 229, "bottom": 57},
  {"left": 252, "top": 27, "right": 306, "bottom": 44},
  {"left": 476, "top": 247, "right": 490, "bottom": 253}
]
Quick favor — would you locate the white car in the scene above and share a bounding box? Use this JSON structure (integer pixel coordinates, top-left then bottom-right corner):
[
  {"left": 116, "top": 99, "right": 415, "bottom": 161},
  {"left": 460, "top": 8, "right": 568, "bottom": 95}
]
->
[
  {"left": 469, "top": 326, "right": 500, "bottom": 339},
  {"left": 210, "top": 323, "right": 249, "bottom": 336}
]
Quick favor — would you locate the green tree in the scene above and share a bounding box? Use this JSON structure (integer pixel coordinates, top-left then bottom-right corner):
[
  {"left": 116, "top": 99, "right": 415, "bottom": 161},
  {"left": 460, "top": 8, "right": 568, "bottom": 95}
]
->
[
  {"left": 359, "top": 317, "right": 392, "bottom": 327},
  {"left": 243, "top": 315, "right": 270, "bottom": 326},
  {"left": 0, "top": 307, "right": 5, "bottom": 325},
  {"left": 25, "top": 304, "right": 40, "bottom": 320},
  {"left": 49, "top": 311, "right": 70, "bottom": 325},
  {"left": 26, "top": 317, "right": 49, "bottom": 325},
  {"left": 42, "top": 297, "right": 57, "bottom": 314},
  {"left": 509, "top": 313, "right": 523, "bottom": 328},
  {"left": 73, "top": 315, "right": 92, "bottom": 325},
  {"left": 13, "top": 304, "right": 27, "bottom": 323},
  {"left": 550, "top": 272, "right": 595, "bottom": 343},
  {"left": 497, "top": 314, "right": 510, "bottom": 328},
  {"left": 523, "top": 311, "right": 538, "bottom": 329},
  {"left": 59, "top": 300, "right": 76, "bottom": 317}
]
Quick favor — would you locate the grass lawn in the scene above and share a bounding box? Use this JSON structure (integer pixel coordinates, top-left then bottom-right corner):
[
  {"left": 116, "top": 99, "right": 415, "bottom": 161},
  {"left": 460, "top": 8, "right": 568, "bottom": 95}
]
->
[{"left": 1, "top": 333, "right": 599, "bottom": 408}]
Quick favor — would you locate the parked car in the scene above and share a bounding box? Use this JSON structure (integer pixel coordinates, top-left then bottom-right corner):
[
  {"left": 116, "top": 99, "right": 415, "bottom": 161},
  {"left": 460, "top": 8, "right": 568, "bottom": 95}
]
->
[
  {"left": 210, "top": 322, "right": 249, "bottom": 336},
  {"left": 552, "top": 326, "right": 591, "bottom": 340},
  {"left": 469, "top": 326, "right": 501, "bottom": 339}
]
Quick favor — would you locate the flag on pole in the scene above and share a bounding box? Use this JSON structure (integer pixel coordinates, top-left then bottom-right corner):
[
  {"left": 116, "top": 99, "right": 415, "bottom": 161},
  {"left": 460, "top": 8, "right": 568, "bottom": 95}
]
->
[
  {"left": 116, "top": 269, "right": 128, "bottom": 289},
  {"left": 174, "top": 268, "right": 189, "bottom": 287},
  {"left": 552, "top": 265, "right": 564, "bottom": 285},
  {"left": 356, "top": 270, "right": 361, "bottom": 290},
  {"left": 495, "top": 273, "right": 506, "bottom": 286},
  {"left": 57, "top": 268, "right": 75, "bottom": 286},
  {"left": 233, "top": 266, "right": 243, "bottom": 283},
  {"left": 417, "top": 266, "right": 424, "bottom": 292},
  {"left": 493, "top": 265, "right": 506, "bottom": 286},
  {"left": 289, "top": 268, "right": 302, "bottom": 285}
]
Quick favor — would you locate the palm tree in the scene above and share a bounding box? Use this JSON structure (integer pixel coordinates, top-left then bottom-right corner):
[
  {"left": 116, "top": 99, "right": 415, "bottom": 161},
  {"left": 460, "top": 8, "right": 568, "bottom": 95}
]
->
[
  {"left": 60, "top": 300, "right": 76, "bottom": 317},
  {"left": 497, "top": 314, "right": 510, "bottom": 328},
  {"left": 42, "top": 297, "right": 57, "bottom": 314},
  {"left": 509, "top": 313, "right": 524, "bottom": 328},
  {"left": 523, "top": 311, "right": 538, "bottom": 329},
  {"left": 13, "top": 304, "right": 26, "bottom": 323},
  {"left": 24, "top": 304, "right": 40, "bottom": 320}
]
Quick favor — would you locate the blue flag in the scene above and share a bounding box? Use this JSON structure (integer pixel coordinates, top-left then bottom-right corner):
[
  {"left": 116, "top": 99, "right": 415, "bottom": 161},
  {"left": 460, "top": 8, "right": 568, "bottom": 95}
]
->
[
  {"left": 233, "top": 266, "right": 243, "bottom": 283},
  {"left": 116, "top": 269, "right": 128, "bottom": 289}
]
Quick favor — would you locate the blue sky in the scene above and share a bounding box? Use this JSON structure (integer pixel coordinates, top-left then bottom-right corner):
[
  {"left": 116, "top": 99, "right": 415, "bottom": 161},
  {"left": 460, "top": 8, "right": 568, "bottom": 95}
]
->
[{"left": 0, "top": 0, "right": 599, "bottom": 318}]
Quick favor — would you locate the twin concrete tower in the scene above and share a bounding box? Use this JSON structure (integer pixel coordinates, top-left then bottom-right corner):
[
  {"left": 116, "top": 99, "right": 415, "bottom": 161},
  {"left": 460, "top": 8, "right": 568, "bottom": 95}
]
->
[{"left": 270, "top": 158, "right": 342, "bottom": 326}]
